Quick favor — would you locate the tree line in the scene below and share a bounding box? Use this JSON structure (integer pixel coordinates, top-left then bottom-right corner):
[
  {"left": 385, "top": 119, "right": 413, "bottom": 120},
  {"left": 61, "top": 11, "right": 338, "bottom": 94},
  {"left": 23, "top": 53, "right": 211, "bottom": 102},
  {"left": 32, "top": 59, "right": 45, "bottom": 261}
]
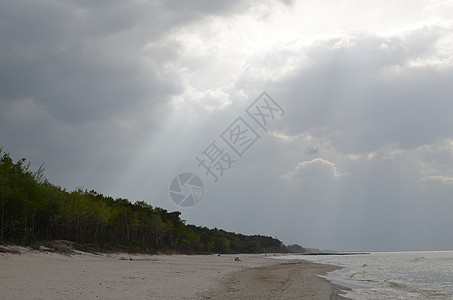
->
[{"left": 0, "top": 148, "right": 290, "bottom": 253}]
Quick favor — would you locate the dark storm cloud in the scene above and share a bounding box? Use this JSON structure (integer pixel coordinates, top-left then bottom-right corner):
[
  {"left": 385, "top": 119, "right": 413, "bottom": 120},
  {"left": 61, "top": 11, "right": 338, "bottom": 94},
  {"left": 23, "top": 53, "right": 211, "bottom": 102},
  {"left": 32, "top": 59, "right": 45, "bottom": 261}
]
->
[
  {"left": 304, "top": 146, "right": 320, "bottom": 155},
  {"left": 0, "top": 0, "right": 177, "bottom": 125},
  {"left": 0, "top": 0, "right": 280, "bottom": 125}
]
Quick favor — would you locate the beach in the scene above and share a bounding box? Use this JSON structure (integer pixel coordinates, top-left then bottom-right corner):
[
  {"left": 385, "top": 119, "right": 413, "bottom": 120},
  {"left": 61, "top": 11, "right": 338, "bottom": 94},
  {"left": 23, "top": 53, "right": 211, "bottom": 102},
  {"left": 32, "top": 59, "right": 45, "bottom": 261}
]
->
[{"left": 0, "top": 249, "right": 348, "bottom": 299}]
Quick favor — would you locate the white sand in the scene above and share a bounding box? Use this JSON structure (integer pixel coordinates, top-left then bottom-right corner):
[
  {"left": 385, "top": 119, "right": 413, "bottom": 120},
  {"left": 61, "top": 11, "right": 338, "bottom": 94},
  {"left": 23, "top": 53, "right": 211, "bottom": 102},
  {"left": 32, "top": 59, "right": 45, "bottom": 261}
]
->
[{"left": 0, "top": 250, "right": 347, "bottom": 299}]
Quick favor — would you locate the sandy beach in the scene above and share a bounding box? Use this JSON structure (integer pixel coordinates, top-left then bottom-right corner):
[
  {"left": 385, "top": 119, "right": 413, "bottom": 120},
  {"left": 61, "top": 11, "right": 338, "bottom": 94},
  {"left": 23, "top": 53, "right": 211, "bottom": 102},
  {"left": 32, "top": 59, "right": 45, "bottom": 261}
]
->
[
  {"left": 201, "top": 260, "right": 349, "bottom": 299},
  {"left": 0, "top": 249, "right": 348, "bottom": 299}
]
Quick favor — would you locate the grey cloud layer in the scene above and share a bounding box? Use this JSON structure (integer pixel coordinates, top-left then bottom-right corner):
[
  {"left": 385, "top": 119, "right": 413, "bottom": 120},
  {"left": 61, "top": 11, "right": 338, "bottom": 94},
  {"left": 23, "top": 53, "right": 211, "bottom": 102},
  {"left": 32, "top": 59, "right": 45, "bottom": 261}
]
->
[{"left": 276, "top": 30, "right": 453, "bottom": 154}]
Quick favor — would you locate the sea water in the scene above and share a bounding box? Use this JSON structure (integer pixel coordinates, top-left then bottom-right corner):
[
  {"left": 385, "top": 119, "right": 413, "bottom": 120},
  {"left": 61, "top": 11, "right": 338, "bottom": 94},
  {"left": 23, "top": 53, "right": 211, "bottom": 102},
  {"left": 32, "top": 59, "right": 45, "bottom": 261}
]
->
[{"left": 275, "top": 251, "right": 453, "bottom": 299}]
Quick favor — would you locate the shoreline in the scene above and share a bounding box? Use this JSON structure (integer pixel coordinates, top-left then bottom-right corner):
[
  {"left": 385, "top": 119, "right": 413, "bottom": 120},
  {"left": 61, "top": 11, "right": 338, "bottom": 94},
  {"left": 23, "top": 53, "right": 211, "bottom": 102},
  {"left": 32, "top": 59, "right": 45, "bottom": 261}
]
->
[
  {"left": 201, "top": 259, "right": 350, "bottom": 299},
  {"left": 0, "top": 249, "right": 350, "bottom": 299}
]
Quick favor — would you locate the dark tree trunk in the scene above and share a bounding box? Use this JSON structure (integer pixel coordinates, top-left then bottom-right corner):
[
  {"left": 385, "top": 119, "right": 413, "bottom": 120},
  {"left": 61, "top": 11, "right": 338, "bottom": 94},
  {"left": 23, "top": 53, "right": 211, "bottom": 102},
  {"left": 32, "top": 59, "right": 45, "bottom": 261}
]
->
[{"left": 0, "top": 200, "right": 4, "bottom": 245}]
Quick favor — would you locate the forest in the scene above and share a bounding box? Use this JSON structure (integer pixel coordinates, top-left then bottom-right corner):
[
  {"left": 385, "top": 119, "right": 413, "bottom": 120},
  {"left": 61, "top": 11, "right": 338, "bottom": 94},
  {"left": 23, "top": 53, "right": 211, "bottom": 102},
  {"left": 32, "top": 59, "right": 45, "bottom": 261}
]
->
[{"left": 0, "top": 148, "right": 290, "bottom": 254}]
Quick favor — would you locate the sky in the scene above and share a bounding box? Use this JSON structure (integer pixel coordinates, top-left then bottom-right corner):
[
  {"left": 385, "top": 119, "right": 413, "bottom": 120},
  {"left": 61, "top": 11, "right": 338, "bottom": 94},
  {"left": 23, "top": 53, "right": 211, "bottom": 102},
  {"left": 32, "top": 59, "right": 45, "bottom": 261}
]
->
[{"left": 1, "top": 0, "right": 453, "bottom": 252}]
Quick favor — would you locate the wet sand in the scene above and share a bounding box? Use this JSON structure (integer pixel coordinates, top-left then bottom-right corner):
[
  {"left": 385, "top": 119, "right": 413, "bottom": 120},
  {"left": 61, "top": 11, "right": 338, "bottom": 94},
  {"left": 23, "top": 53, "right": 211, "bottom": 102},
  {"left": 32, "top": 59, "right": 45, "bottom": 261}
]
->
[
  {"left": 201, "top": 260, "right": 350, "bottom": 299},
  {"left": 0, "top": 249, "right": 349, "bottom": 299}
]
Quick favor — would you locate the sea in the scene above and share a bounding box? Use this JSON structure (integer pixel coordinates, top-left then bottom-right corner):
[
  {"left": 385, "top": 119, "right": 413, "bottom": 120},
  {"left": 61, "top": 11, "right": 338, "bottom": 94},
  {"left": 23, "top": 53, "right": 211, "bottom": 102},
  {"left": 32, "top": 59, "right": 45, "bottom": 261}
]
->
[{"left": 275, "top": 251, "right": 453, "bottom": 299}]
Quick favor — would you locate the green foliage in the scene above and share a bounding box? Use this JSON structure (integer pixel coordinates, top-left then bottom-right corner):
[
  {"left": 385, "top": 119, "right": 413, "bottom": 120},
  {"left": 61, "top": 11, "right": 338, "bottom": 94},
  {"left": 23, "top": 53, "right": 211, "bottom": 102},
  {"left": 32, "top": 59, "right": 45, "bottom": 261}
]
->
[
  {"left": 0, "top": 148, "right": 289, "bottom": 253},
  {"left": 287, "top": 244, "right": 308, "bottom": 253}
]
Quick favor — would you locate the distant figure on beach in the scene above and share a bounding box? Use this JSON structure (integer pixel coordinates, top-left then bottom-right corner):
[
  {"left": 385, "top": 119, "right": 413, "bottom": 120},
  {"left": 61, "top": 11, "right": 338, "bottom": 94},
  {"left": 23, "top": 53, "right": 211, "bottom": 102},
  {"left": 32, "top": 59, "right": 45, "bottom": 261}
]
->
[{"left": 234, "top": 257, "right": 241, "bottom": 261}]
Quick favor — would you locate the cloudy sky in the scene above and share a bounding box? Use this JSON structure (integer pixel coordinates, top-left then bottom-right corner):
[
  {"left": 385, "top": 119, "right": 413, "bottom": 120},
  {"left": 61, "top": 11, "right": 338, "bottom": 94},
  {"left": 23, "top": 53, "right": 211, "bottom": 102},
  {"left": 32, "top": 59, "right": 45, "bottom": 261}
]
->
[{"left": 1, "top": 0, "right": 453, "bottom": 251}]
